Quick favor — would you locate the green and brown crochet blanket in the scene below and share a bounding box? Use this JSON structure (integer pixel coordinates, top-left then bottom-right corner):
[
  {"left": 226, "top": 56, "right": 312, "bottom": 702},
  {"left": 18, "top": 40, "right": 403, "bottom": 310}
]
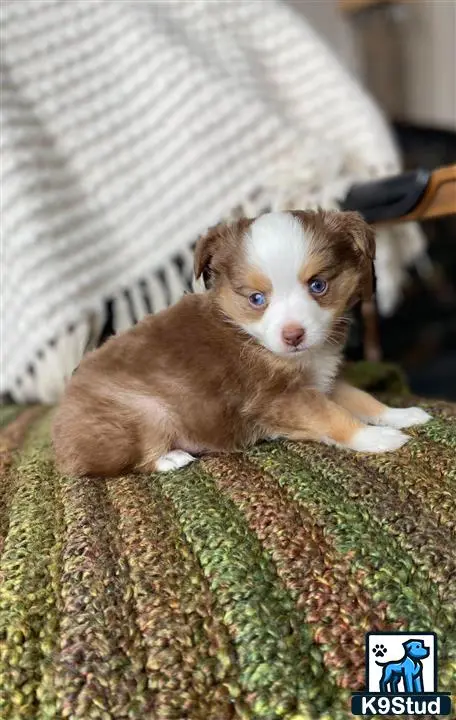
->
[{"left": 1, "top": 364, "right": 455, "bottom": 719}]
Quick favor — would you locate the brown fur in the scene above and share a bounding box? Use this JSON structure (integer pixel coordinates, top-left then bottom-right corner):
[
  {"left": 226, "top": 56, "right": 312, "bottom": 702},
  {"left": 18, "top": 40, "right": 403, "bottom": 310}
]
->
[
  {"left": 52, "top": 210, "right": 388, "bottom": 477},
  {"left": 330, "top": 381, "right": 387, "bottom": 420},
  {"left": 294, "top": 210, "right": 375, "bottom": 308}
]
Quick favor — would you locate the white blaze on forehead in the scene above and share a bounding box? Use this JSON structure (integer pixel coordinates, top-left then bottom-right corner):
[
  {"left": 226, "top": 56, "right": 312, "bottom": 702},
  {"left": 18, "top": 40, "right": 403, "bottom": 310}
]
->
[
  {"left": 240, "top": 211, "right": 333, "bottom": 355},
  {"left": 246, "top": 212, "right": 309, "bottom": 291}
]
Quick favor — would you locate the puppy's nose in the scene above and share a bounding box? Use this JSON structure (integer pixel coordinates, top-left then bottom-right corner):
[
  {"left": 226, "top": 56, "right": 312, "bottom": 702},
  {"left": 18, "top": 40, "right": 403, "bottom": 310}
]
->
[{"left": 282, "top": 324, "right": 305, "bottom": 347}]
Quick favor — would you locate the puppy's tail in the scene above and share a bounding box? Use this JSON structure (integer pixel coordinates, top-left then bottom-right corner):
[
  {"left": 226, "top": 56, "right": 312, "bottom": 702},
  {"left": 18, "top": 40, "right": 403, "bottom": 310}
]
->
[{"left": 52, "top": 395, "right": 140, "bottom": 478}]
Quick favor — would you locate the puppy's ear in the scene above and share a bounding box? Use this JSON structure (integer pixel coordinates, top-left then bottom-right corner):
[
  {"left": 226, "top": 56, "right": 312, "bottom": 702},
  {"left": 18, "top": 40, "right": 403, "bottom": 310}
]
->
[
  {"left": 194, "top": 218, "right": 252, "bottom": 289},
  {"left": 322, "top": 210, "right": 375, "bottom": 262},
  {"left": 193, "top": 223, "right": 226, "bottom": 286},
  {"left": 342, "top": 211, "right": 376, "bottom": 263}
]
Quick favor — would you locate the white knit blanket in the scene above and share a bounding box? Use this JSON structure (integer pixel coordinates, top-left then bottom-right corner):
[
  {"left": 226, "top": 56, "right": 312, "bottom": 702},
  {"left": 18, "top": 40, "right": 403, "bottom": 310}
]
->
[{"left": 2, "top": 0, "right": 426, "bottom": 403}]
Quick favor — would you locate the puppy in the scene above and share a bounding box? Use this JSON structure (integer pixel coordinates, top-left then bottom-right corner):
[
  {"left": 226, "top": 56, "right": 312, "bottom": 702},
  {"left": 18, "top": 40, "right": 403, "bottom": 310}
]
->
[{"left": 52, "top": 210, "right": 431, "bottom": 477}]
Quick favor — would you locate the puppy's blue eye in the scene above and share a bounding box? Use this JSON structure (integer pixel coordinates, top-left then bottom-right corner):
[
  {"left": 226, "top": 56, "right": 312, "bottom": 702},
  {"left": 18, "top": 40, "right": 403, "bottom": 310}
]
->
[
  {"left": 249, "top": 292, "right": 266, "bottom": 307},
  {"left": 309, "top": 278, "right": 327, "bottom": 295}
]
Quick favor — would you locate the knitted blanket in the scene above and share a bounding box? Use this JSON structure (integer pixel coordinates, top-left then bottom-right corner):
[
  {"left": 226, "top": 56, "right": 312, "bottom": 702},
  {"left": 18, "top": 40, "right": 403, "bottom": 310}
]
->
[
  {"left": 2, "top": 0, "right": 426, "bottom": 404},
  {"left": 1, "top": 366, "right": 455, "bottom": 719}
]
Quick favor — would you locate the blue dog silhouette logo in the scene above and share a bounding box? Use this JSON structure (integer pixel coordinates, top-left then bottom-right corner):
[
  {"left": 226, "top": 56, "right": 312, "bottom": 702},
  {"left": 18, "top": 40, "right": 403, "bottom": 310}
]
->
[
  {"left": 375, "top": 638, "right": 429, "bottom": 693},
  {"left": 366, "top": 632, "right": 435, "bottom": 694},
  {"left": 351, "top": 631, "right": 452, "bottom": 716}
]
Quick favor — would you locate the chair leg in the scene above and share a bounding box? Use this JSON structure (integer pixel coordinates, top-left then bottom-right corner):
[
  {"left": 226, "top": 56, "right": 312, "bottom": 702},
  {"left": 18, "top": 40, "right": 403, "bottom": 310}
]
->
[{"left": 362, "top": 268, "right": 382, "bottom": 362}]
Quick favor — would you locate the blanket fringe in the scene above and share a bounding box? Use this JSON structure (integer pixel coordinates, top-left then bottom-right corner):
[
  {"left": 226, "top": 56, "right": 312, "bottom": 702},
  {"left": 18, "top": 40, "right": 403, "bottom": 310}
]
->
[{"left": 8, "top": 247, "right": 195, "bottom": 404}]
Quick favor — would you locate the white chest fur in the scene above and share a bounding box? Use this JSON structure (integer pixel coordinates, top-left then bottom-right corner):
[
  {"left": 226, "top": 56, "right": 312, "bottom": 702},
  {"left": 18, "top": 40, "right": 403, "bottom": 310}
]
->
[{"left": 305, "top": 348, "right": 342, "bottom": 394}]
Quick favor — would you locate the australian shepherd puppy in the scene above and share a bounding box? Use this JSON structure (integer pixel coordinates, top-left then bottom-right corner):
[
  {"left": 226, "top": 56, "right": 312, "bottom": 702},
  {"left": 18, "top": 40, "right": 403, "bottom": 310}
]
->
[{"left": 53, "top": 210, "right": 431, "bottom": 477}]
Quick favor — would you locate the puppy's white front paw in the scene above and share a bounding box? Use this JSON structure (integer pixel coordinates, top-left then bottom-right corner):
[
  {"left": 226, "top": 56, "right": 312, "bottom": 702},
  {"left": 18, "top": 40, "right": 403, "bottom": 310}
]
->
[
  {"left": 155, "top": 450, "right": 196, "bottom": 472},
  {"left": 349, "top": 426, "right": 410, "bottom": 453},
  {"left": 378, "top": 406, "right": 432, "bottom": 429}
]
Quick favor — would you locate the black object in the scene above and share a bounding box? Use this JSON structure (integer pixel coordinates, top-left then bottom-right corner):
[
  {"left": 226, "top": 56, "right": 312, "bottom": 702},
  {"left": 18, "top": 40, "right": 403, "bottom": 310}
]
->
[{"left": 341, "top": 168, "right": 430, "bottom": 223}]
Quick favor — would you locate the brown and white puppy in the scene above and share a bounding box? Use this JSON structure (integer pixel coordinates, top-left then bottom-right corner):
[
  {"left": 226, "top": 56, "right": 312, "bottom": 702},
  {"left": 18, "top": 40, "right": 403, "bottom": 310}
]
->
[{"left": 52, "top": 210, "right": 431, "bottom": 477}]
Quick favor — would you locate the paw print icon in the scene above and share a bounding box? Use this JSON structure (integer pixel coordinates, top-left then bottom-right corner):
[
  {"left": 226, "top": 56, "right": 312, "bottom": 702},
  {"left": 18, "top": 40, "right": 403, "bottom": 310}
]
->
[{"left": 373, "top": 644, "right": 387, "bottom": 658}]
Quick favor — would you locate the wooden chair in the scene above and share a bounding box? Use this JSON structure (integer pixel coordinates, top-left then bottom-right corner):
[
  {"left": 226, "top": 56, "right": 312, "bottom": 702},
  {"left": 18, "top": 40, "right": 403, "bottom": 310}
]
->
[{"left": 340, "top": 165, "right": 456, "bottom": 360}]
